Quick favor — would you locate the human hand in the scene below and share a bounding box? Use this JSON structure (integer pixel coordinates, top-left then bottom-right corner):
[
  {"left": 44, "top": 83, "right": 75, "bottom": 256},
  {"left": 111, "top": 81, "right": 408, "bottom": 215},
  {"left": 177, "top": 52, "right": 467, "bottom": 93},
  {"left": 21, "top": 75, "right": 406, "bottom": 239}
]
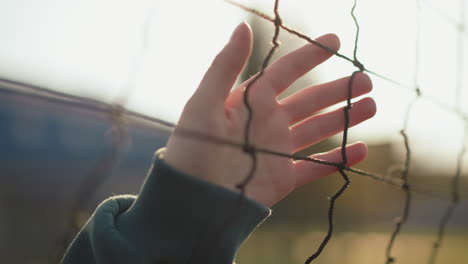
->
[{"left": 164, "top": 22, "right": 376, "bottom": 207}]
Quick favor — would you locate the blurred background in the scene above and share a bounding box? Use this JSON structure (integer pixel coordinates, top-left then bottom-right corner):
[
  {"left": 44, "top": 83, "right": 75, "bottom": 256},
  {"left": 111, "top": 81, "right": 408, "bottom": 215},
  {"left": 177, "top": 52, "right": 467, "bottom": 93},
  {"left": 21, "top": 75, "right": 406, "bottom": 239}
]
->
[{"left": 1, "top": 0, "right": 468, "bottom": 263}]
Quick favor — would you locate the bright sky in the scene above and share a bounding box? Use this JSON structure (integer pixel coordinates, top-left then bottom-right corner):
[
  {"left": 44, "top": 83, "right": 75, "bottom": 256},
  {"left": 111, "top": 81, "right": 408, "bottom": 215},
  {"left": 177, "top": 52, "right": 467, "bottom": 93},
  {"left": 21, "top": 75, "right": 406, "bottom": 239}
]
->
[{"left": 1, "top": 0, "right": 467, "bottom": 173}]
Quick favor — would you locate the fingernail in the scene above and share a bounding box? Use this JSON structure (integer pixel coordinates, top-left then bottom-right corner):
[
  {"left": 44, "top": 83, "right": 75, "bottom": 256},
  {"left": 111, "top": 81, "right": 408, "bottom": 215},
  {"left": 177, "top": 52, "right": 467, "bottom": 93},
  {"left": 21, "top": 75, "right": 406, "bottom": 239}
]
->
[{"left": 230, "top": 21, "right": 246, "bottom": 41}]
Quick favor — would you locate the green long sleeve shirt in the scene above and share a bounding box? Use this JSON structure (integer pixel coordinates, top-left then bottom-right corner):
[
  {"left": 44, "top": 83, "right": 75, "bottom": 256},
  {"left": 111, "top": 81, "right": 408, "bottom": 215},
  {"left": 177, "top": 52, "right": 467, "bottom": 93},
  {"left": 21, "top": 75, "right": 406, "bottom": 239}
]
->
[{"left": 62, "top": 149, "right": 271, "bottom": 264}]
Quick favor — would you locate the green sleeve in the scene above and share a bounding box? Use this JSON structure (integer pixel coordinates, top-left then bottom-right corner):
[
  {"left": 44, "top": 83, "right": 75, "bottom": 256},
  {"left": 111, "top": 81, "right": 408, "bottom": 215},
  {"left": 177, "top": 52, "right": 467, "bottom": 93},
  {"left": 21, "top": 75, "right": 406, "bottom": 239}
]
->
[{"left": 62, "top": 148, "right": 271, "bottom": 264}]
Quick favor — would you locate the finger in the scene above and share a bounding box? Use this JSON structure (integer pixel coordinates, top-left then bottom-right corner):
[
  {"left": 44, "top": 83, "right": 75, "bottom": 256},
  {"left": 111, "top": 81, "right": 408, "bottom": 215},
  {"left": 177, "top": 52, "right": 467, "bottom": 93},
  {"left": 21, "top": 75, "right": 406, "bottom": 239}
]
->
[
  {"left": 248, "top": 33, "right": 340, "bottom": 96},
  {"left": 290, "top": 97, "right": 376, "bottom": 151},
  {"left": 281, "top": 72, "right": 372, "bottom": 125},
  {"left": 294, "top": 142, "right": 368, "bottom": 188},
  {"left": 189, "top": 22, "right": 252, "bottom": 110}
]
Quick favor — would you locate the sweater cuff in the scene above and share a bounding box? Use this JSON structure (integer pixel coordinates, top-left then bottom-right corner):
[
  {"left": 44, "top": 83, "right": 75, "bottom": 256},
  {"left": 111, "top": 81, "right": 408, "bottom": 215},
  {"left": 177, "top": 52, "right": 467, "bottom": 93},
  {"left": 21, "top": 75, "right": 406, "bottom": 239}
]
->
[{"left": 116, "top": 148, "right": 271, "bottom": 263}]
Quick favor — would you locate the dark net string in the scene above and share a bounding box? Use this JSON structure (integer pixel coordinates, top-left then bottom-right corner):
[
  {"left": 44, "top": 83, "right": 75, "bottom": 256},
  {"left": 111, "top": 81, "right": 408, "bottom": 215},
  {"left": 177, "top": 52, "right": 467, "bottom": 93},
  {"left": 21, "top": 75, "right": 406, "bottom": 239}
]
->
[
  {"left": 237, "top": 0, "right": 282, "bottom": 190},
  {"left": 428, "top": 125, "right": 467, "bottom": 264},
  {"left": 304, "top": 70, "right": 357, "bottom": 263},
  {"left": 169, "top": 125, "right": 462, "bottom": 200},
  {"left": 384, "top": 0, "right": 422, "bottom": 261},
  {"left": 384, "top": 98, "right": 418, "bottom": 264},
  {"left": 306, "top": 0, "right": 363, "bottom": 261}
]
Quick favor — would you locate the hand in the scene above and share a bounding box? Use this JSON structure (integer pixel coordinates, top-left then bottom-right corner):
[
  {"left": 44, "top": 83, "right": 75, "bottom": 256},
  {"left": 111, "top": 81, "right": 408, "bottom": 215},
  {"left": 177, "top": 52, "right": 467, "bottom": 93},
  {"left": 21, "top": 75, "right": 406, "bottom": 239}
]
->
[{"left": 164, "top": 22, "right": 376, "bottom": 207}]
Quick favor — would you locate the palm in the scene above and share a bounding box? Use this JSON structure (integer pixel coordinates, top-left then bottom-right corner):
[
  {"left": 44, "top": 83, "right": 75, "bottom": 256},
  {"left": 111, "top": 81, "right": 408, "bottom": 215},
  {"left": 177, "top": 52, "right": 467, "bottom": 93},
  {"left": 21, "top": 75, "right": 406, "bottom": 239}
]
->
[{"left": 165, "top": 22, "right": 375, "bottom": 206}]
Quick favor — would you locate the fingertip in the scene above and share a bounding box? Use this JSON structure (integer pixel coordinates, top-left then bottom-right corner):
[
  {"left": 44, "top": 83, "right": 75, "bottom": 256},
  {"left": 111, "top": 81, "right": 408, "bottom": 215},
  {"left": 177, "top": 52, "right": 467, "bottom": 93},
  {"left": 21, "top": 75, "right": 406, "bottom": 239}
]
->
[
  {"left": 358, "top": 97, "right": 377, "bottom": 118},
  {"left": 355, "top": 72, "right": 373, "bottom": 93},
  {"left": 369, "top": 98, "right": 377, "bottom": 117},
  {"left": 328, "top": 33, "right": 341, "bottom": 51},
  {"left": 241, "top": 21, "right": 253, "bottom": 35},
  {"left": 315, "top": 33, "right": 341, "bottom": 53},
  {"left": 230, "top": 21, "right": 253, "bottom": 46},
  {"left": 352, "top": 141, "right": 368, "bottom": 153},
  {"left": 242, "top": 22, "right": 253, "bottom": 51},
  {"left": 195, "top": 21, "right": 253, "bottom": 107},
  {"left": 227, "top": 22, "right": 253, "bottom": 64},
  {"left": 348, "top": 141, "right": 369, "bottom": 163},
  {"left": 230, "top": 22, "right": 244, "bottom": 41}
]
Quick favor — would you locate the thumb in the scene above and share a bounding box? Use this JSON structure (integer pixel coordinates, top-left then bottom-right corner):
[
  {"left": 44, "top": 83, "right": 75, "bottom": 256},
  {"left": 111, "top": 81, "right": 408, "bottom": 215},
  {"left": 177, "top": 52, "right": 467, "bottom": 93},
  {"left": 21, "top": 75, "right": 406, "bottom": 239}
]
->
[{"left": 188, "top": 22, "right": 253, "bottom": 110}]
